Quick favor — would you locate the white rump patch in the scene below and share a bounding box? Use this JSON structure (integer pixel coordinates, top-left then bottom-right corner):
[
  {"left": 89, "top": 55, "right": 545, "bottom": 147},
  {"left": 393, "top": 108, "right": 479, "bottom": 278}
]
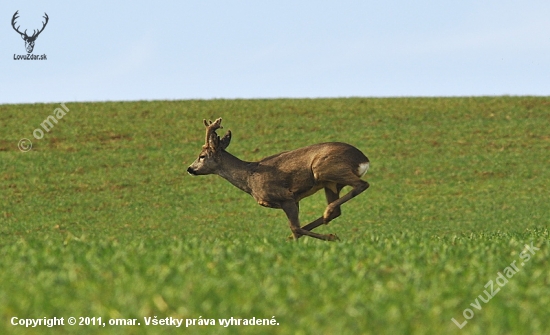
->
[{"left": 357, "top": 162, "right": 370, "bottom": 177}]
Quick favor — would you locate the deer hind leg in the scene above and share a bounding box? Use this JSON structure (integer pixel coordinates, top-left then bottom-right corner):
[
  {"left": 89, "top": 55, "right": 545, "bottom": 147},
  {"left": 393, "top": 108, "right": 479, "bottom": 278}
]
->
[
  {"left": 323, "top": 178, "right": 369, "bottom": 223},
  {"left": 324, "top": 183, "right": 345, "bottom": 223},
  {"left": 281, "top": 201, "right": 338, "bottom": 241},
  {"left": 300, "top": 183, "right": 344, "bottom": 232}
]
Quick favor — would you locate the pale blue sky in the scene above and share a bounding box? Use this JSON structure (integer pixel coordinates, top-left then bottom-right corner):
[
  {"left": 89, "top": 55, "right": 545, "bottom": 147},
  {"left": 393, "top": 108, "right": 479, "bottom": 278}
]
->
[{"left": 1, "top": 1, "right": 549, "bottom": 104}]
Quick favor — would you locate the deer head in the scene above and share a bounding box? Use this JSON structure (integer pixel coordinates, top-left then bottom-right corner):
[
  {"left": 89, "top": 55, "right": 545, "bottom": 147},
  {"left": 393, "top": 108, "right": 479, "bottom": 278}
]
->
[
  {"left": 187, "top": 118, "right": 232, "bottom": 176},
  {"left": 12, "top": 11, "right": 49, "bottom": 54}
]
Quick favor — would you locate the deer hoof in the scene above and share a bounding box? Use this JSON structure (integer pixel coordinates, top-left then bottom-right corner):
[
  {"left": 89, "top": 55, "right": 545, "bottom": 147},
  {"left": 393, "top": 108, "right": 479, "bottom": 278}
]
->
[{"left": 326, "top": 234, "right": 340, "bottom": 241}]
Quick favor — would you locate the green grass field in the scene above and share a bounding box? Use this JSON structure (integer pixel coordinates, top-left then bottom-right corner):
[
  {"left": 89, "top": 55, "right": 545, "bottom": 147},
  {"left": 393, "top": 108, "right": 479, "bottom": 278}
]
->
[{"left": 1, "top": 97, "right": 549, "bottom": 335}]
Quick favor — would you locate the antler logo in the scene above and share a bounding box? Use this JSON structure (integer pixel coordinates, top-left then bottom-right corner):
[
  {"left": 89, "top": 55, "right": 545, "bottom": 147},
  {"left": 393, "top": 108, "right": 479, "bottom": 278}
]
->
[{"left": 11, "top": 10, "right": 49, "bottom": 54}]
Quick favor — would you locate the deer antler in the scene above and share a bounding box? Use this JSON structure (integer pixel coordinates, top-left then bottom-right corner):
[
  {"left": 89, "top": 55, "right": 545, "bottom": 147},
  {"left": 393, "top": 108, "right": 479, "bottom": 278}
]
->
[
  {"left": 11, "top": 11, "right": 25, "bottom": 37},
  {"left": 11, "top": 11, "right": 48, "bottom": 39},
  {"left": 30, "top": 13, "right": 49, "bottom": 39},
  {"left": 203, "top": 118, "right": 223, "bottom": 149}
]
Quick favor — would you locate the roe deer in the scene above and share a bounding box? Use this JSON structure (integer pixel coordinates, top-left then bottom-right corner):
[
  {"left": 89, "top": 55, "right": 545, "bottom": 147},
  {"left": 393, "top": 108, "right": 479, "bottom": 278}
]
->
[{"left": 187, "top": 118, "right": 370, "bottom": 241}]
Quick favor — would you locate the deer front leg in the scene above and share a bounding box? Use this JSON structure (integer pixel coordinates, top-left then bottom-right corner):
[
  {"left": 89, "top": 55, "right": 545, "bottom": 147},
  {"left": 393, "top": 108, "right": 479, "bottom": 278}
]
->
[
  {"left": 283, "top": 201, "right": 301, "bottom": 240},
  {"left": 281, "top": 201, "right": 339, "bottom": 241}
]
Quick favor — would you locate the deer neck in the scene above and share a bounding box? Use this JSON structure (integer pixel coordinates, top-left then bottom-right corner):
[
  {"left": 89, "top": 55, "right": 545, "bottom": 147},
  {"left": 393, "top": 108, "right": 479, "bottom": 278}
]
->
[{"left": 217, "top": 151, "right": 255, "bottom": 194}]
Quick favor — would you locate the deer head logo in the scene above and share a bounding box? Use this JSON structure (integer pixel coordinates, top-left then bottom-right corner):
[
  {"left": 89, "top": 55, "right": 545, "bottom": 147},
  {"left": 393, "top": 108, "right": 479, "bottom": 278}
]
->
[{"left": 11, "top": 10, "right": 49, "bottom": 54}]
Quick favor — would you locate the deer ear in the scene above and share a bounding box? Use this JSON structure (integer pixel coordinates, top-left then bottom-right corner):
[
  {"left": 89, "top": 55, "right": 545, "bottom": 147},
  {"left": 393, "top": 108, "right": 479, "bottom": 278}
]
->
[{"left": 220, "top": 130, "right": 231, "bottom": 150}]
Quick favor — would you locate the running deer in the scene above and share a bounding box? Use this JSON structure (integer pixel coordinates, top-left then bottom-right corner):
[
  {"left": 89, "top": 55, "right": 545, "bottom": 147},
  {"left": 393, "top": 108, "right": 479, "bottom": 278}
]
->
[{"left": 187, "top": 118, "right": 370, "bottom": 241}]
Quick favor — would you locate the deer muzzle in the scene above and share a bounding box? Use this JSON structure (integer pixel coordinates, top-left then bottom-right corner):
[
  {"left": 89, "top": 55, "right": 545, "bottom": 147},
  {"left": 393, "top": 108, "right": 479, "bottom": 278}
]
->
[{"left": 187, "top": 166, "right": 198, "bottom": 176}]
